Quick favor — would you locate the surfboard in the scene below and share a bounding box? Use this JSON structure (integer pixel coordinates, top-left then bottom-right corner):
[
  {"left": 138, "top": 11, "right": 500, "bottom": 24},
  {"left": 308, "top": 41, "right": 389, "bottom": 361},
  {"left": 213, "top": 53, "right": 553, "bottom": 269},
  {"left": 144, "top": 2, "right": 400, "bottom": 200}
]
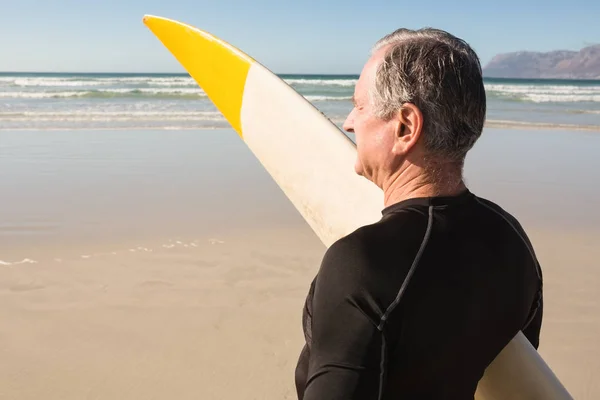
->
[{"left": 142, "top": 15, "right": 573, "bottom": 399}]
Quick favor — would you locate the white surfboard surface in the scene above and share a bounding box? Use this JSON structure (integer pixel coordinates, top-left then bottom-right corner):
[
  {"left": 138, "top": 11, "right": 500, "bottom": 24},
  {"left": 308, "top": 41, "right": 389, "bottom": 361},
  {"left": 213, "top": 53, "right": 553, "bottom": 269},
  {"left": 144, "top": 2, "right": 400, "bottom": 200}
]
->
[{"left": 143, "top": 15, "right": 573, "bottom": 399}]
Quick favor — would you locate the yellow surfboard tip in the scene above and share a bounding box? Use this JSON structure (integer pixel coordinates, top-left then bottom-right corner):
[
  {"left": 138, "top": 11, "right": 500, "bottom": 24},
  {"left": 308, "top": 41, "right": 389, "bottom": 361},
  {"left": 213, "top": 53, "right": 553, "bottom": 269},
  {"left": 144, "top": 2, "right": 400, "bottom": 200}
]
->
[
  {"left": 142, "top": 14, "right": 253, "bottom": 137},
  {"left": 142, "top": 14, "right": 167, "bottom": 27}
]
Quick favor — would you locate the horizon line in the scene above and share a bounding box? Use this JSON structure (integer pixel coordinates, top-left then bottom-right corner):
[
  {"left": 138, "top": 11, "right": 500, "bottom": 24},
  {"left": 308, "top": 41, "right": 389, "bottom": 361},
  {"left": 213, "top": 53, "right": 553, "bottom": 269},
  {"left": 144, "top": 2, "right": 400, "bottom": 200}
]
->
[{"left": 1, "top": 71, "right": 599, "bottom": 81}]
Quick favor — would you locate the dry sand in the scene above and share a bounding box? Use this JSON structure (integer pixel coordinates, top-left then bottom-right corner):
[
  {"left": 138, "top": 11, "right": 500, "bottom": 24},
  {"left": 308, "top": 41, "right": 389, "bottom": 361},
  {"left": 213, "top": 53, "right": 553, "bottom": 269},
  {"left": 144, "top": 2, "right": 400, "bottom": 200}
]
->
[
  {"left": 528, "top": 229, "right": 600, "bottom": 398},
  {"left": 1, "top": 226, "right": 599, "bottom": 399},
  {"left": 0, "top": 228, "right": 325, "bottom": 400}
]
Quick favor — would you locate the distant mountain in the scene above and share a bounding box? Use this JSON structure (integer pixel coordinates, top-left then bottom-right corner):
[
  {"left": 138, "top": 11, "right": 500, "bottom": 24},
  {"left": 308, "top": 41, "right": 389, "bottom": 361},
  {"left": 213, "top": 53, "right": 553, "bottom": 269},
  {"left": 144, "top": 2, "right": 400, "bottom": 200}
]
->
[{"left": 483, "top": 44, "right": 600, "bottom": 79}]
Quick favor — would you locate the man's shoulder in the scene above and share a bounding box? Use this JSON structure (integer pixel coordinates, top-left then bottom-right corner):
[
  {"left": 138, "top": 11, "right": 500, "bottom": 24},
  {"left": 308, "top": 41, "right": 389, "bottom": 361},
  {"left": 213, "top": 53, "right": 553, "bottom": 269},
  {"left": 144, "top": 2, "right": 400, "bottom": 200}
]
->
[
  {"left": 332, "top": 207, "right": 427, "bottom": 252},
  {"left": 312, "top": 208, "right": 433, "bottom": 320},
  {"left": 472, "top": 193, "right": 541, "bottom": 263},
  {"left": 319, "top": 208, "right": 429, "bottom": 276},
  {"left": 472, "top": 195, "right": 532, "bottom": 239}
]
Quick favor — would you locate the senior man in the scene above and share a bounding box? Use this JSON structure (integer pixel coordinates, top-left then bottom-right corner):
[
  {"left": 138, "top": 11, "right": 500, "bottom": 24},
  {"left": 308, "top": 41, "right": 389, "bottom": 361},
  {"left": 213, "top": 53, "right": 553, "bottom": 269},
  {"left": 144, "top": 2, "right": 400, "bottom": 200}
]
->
[{"left": 294, "top": 28, "right": 543, "bottom": 400}]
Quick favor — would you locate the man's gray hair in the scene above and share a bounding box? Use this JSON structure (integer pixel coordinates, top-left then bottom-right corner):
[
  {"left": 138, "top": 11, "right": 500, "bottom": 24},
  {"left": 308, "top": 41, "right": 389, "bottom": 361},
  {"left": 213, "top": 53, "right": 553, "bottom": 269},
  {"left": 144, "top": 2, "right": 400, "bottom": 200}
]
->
[{"left": 370, "top": 28, "right": 486, "bottom": 163}]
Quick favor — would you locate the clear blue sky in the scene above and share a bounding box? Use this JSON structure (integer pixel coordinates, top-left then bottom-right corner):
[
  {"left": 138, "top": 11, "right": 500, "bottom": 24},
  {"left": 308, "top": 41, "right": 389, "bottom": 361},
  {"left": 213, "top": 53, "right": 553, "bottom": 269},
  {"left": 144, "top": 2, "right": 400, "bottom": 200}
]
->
[{"left": 1, "top": 0, "right": 598, "bottom": 74}]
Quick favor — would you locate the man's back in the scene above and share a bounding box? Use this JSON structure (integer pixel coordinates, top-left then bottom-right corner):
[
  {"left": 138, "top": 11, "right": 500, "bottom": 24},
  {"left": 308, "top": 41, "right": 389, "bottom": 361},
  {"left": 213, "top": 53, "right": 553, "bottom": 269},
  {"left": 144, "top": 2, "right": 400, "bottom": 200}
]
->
[{"left": 295, "top": 189, "right": 543, "bottom": 399}]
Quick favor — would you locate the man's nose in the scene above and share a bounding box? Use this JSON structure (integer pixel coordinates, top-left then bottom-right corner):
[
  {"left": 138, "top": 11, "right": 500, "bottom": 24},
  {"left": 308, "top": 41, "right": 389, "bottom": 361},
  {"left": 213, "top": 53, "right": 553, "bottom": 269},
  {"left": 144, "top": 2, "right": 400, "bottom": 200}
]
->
[{"left": 342, "top": 113, "right": 354, "bottom": 133}]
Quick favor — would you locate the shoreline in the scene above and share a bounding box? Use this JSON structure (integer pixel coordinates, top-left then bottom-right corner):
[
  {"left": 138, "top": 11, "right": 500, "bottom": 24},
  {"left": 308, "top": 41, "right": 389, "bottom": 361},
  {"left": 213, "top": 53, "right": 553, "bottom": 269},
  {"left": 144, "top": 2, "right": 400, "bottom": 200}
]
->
[
  {"left": 2, "top": 119, "right": 600, "bottom": 132},
  {"left": 484, "top": 119, "right": 600, "bottom": 132}
]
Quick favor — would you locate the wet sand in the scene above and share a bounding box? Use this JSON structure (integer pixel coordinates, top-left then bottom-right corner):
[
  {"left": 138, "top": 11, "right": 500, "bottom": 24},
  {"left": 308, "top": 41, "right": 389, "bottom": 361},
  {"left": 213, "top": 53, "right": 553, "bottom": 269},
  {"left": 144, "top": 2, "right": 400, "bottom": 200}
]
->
[{"left": 0, "top": 127, "right": 599, "bottom": 398}]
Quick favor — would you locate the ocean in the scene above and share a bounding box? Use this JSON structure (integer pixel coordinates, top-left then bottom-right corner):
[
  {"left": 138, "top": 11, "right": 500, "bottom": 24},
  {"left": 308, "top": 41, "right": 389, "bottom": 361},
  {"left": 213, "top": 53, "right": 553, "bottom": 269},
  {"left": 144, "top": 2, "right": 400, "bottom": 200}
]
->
[{"left": 1, "top": 72, "right": 599, "bottom": 131}]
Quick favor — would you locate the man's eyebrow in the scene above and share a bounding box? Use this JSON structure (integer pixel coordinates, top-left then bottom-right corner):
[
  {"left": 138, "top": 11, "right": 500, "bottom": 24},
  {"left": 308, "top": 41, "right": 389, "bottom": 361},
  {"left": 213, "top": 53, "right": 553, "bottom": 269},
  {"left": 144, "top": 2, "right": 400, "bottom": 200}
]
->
[{"left": 351, "top": 95, "right": 357, "bottom": 105}]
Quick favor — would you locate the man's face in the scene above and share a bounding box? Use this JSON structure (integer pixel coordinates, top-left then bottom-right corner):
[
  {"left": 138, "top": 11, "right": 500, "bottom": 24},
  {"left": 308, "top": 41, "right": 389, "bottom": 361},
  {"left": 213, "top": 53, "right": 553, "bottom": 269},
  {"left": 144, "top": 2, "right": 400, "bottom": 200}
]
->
[{"left": 343, "top": 47, "right": 401, "bottom": 187}]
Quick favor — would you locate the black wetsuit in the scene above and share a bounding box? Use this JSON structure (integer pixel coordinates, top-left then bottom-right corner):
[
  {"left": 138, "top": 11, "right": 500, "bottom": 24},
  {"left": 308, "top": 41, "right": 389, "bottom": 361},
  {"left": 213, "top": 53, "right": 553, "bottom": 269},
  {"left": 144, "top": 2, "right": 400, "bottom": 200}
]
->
[{"left": 295, "top": 189, "right": 543, "bottom": 400}]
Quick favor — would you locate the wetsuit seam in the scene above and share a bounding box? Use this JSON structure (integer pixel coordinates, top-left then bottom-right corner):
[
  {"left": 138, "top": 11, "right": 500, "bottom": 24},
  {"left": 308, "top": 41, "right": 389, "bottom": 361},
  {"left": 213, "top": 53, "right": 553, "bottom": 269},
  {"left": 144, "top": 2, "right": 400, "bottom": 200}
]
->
[
  {"left": 377, "top": 205, "right": 434, "bottom": 331},
  {"left": 378, "top": 332, "right": 387, "bottom": 400},
  {"left": 374, "top": 205, "right": 434, "bottom": 400},
  {"left": 474, "top": 197, "right": 543, "bottom": 329}
]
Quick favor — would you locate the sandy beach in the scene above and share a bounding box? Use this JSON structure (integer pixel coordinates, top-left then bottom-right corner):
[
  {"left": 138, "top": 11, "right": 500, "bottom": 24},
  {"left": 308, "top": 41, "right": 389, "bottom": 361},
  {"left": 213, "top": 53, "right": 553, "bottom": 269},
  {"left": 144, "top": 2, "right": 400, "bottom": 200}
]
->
[{"left": 1, "top": 127, "right": 599, "bottom": 399}]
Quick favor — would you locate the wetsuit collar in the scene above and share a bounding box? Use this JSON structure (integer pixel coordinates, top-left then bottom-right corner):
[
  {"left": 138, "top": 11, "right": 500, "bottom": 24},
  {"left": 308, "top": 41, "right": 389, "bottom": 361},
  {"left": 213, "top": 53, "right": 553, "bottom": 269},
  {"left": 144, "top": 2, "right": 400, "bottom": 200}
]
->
[{"left": 381, "top": 188, "right": 474, "bottom": 216}]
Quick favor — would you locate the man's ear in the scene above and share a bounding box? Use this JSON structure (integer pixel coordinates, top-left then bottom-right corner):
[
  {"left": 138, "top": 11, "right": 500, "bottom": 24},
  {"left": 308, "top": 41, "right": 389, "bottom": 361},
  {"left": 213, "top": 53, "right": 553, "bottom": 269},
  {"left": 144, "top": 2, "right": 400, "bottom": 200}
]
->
[{"left": 392, "top": 103, "right": 423, "bottom": 156}]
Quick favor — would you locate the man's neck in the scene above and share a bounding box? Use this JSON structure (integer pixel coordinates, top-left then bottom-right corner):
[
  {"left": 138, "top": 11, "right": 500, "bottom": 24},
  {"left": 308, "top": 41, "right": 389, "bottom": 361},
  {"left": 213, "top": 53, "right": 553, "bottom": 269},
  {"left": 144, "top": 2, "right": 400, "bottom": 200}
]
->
[{"left": 382, "top": 163, "right": 466, "bottom": 208}]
